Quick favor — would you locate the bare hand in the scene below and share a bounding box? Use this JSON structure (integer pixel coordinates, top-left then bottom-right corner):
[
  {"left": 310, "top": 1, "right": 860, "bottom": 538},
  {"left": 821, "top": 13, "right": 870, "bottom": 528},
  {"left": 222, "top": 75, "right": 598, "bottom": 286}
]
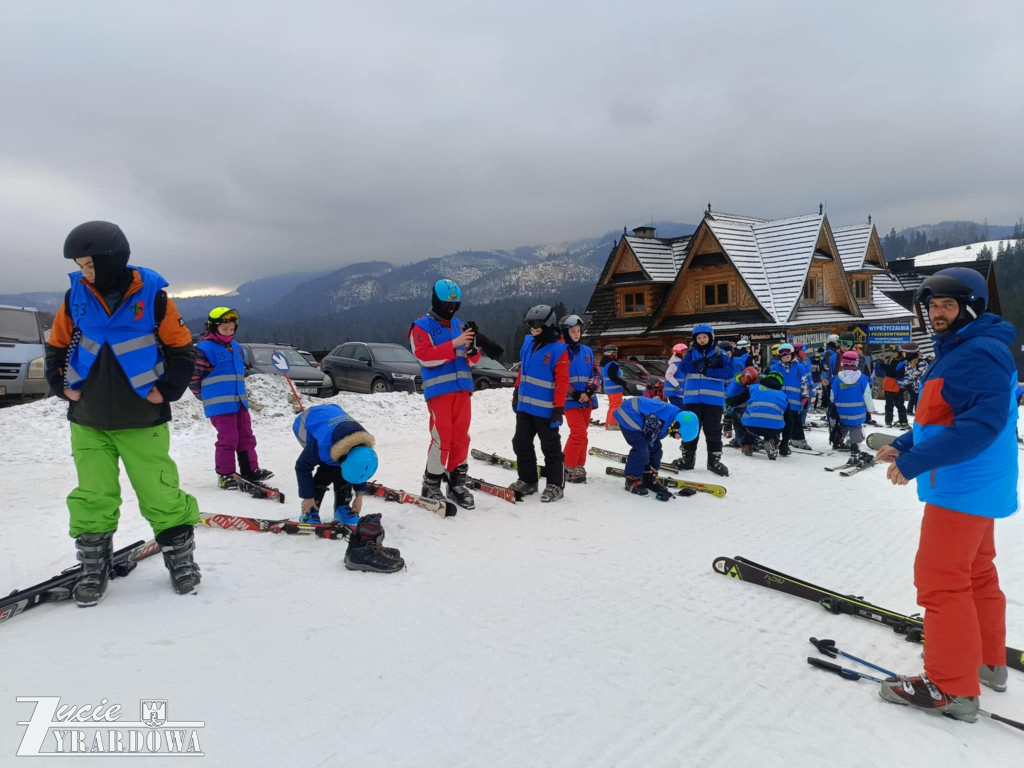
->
[
  {"left": 146, "top": 388, "right": 165, "bottom": 404},
  {"left": 301, "top": 498, "right": 318, "bottom": 514},
  {"left": 63, "top": 387, "right": 81, "bottom": 401},
  {"left": 875, "top": 445, "right": 900, "bottom": 463},
  {"left": 886, "top": 462, "right": 909, "bottom": 486},
  {"left": 453, "top": 329, "right": 475, "bottom": 348},
  {"left": 351, "top": 494, "right": 363, "bottom": 515},
  {"left": 579, "top": 393, "right": 590, "bottom": 403}
]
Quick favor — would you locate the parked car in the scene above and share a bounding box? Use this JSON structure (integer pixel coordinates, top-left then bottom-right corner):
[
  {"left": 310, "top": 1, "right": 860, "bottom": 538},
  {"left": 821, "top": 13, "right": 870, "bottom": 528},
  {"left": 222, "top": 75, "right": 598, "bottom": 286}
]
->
[
  {"left": 239, "top": 342, "right": 333, "bottom": 397},
  {"left": 320, "top": 342, "right": 421, "bottom": 394},
  {"left": 0, "top": 304, "right": 50, "bottom": 406},
  {"left": 614, "top": 360, "right": 660, "bottom": 396},
  {"left": 298, "top": 350, "right": 319, "bottom": 369},
  {"left": 471, "top": 355, "right": 516, "bottom": 390}
]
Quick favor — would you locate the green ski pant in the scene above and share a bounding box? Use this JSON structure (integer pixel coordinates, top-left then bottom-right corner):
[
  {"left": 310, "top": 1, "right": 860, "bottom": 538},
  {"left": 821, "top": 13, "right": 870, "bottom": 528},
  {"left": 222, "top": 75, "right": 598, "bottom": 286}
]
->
[{"left": 68, "top": 422, "right": 200, "bottom": 538}]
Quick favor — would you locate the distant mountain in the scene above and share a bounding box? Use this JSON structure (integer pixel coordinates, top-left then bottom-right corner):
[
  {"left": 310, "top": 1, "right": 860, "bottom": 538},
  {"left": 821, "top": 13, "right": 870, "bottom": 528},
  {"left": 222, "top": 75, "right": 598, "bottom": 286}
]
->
[{"left": 892, "top": 220, "right": 1018, "bottom": 243}]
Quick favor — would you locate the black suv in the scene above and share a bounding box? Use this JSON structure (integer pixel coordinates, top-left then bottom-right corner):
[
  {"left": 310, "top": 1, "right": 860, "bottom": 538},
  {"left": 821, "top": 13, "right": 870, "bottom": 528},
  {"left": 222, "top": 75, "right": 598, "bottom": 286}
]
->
[
  {"left": 471, "top": 355, "right": 516, "bottom": 390},
  {"left": 238, "top": 342, "right": 333, "bottom": 397},
  {"left": 321, "top": 342, "right": 421, "bottom": 394}
]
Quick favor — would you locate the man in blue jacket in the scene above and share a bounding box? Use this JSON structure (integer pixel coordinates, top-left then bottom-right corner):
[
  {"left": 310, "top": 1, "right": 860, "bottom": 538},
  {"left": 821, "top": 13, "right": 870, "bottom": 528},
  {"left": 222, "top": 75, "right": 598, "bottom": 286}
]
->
[{"left": 876, "top": 268, "right": 1018, "bottom": 723}]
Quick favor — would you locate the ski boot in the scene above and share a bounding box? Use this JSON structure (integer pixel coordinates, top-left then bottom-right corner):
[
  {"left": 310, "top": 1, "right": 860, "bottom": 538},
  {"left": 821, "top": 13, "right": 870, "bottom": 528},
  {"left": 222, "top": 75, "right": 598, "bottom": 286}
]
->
[
  {"left": 789, "top": 439, "right": 812, "bottom": 451},
  {"left": 565, "top": 466, "right": 587, "bottom": 484},
  {"left": 778, "top": 440, "right": 791, "bottom": 457},
  {"left": 421, "top": 471, "right": 445, "bottom": 502},
  {"left": 845, "top": 445, "right": 862, "bottom": 466},
  {"left": 764, "top": 438, "right": 779, "bottom": 461},
  {"left": 706, "top": 452, "right": 729, "bottom": 477},
  {"left": 344, "top": 513, "right": 405, "bottom": 573},
  {"left": 300, "top": 507, "right": 322, "bottom": 524},
  {"left": 244, "top": 467, "right": 275, "bottom": 482},
  {"left": 879, "top": 672, "right": 979, "bottom": 722},
  {"left": 642, "top": 470, "right": 672, "bottom": 501},
  {"left": 741, "top": 443, "right": 754, "bottom": 456},
  {"left": 674, "top": 446, "right": 696, "bottom": 471},
  {"left": 73, "top": 532, "right": 114, "bottom": 607},
  {"left": 157, "top": 525, "right": 201, "bottom": 595},
  {"left": 333, "top": 504, "right": 360, "bottom": 528},
  {"left": 979, "top": 664, "right": 1008, "bottom": 692},
  {"left": 624, "top": 475, "right": 649, "bottom": 496},
  {"left": 509, "top": 478, "right": 539, "bottom": 496},
  {"left": 218, "top": 474, "right": 239, "bottom": 490},
  {"left": 540, "top": 484, "right": 564, "bottom": 503},
  {"left": 897, "top": 422, "right": 910, "bottom": 430},
  {"left": 445, "top": 464, "right": 476, "bottom": 510}
]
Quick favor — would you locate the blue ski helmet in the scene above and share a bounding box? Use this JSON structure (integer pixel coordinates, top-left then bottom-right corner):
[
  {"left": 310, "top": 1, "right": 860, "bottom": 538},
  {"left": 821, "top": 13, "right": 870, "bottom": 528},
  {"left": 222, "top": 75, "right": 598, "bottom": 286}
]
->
[
  {"left": 341, "top": 445, "right": 378, "bottom": 484},
  {"left": 671, "top": 410, "right": 699, "bottom": 442},
  {"left": 431, "top": 278, "right": 462, "bottom": 320}
]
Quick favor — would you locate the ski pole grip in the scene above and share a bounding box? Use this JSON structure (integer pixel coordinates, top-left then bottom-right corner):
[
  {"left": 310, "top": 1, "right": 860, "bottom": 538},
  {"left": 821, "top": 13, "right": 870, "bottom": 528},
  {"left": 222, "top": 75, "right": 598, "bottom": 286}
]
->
[
  {"left": 809, "top": 637, "right": 838, "bottom": 658},
  {"left": 806, "top": 656, "right": 859, "bottom": 680}
]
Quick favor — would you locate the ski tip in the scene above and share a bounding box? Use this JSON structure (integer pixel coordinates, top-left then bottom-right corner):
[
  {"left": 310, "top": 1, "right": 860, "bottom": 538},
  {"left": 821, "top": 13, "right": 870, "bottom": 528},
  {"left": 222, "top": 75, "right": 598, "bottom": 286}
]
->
[
  {"left": 444, "top": 502, "right": 458, "bottom": 517},
  {"left": 711, "top": 556, "right": 731, "bottom": 573}
]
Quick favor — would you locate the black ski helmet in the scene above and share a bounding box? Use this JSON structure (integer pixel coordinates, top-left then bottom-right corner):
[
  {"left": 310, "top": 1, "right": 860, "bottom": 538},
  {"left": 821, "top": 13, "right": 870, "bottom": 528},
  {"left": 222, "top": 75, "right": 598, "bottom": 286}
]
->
[
  {"left": 431, "top": 278, "right": 462, "bottom": 321},
  {"left": 524, "top": 304, "right": 557, "bottom": 329},
  {"left": 603, "top": 344, "right": 618, "bottom": 357},
  {"left": 915, "top": 267, "right": 988, "bottom": 335},
  {"left": 63, "top": 221, "right": 131, "bottom": 292}
]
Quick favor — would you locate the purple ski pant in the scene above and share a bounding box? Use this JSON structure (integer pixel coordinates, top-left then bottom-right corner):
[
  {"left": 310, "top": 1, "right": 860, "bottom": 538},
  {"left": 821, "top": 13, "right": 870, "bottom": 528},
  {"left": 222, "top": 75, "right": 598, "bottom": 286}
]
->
[{"left": 210, "top": 407, "right": 259, "bottom": 476}]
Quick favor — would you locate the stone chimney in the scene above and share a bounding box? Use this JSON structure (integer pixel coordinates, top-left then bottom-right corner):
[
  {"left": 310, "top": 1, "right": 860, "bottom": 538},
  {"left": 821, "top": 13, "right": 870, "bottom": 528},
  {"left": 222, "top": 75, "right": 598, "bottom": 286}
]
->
[{"left": 632, "top": 225, "right": 656, "bottom": 239}]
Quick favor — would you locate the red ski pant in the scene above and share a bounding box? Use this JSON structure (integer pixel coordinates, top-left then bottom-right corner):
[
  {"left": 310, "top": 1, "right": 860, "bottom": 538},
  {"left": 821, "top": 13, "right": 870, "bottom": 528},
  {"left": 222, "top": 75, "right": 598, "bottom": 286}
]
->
[
  {"left": 605, "top": 393, "right": 623, "bottom": 426},
  {"left": 563, "top": 408, "right": 591, "bottom": 467},
  {"left": 916, "top": 503, "right": 1006, "bottom": 697},
  {"left": 210, "top": 407, "right": 259, "bottom": 476},
  {"left": 426, "top": 390, "right": 472, "bottom": 475}
]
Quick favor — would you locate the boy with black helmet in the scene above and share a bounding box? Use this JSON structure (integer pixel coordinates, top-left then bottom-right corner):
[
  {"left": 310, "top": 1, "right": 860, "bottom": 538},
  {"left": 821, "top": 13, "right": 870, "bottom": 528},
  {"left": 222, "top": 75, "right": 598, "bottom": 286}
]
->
[
  {"left": 510, "top": 305, "right": 570, "bottom": 502},
  {"left": 409, "top": 279, "right": 480, "bottom": 510},
  {"left": 559, "top": 314, "right": 600, "bottom": 483},
  {"left": 45, "top": 221, "right": 201, "bottom": 602},
  {"left": 876, "top": 267, "right": 1018, "bottom": 722},
  {"left": 188, "top": 306, "right": 274, "bottom": 489}
]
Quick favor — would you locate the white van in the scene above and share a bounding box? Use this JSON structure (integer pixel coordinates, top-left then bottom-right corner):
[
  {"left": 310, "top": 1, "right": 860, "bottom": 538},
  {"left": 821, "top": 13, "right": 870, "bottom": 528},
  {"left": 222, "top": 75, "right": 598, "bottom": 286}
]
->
[{"left": 0, "top": 304, "right": 49, "bottom": 405}]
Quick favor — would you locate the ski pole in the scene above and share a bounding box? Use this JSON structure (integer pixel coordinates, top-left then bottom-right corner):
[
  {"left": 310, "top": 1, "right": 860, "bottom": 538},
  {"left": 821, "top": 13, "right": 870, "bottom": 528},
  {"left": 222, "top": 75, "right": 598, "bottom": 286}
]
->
[
  {"left": 810, "top": 637, "right": 896, "bottom": 677},
  {"left": 807, "top": 654, "right": 1024, "bottom": 732}
]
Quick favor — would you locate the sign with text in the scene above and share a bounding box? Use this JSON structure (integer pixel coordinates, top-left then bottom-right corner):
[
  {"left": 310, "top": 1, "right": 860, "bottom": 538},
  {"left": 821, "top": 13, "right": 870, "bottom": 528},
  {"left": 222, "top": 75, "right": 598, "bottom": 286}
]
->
[
  {"left": 789, "top": 330, "right": 828, "bottom": 346},
  {"left": 865, "top": 323, "right": 912, "bottom": 344}
]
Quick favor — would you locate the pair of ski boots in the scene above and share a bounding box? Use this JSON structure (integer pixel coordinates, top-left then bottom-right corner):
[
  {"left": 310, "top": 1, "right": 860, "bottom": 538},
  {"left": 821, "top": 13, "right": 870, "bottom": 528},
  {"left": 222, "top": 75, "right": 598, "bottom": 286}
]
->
[
  {"left": 73, "top": 526, "right": 202, "bottom": 606},
  {"left": 217, "top": 467, "right": 274, "bottom": 490},
  {"left": 845, "top": 446, "right": 874, "bottom": 467},
  {"left": 674, "top": 448, "right": 729, "bottom": 477},
  {"left": 507, "top": 479, "right": 564, "bottom": 503},
  {"left": 300, "top": 504, "right": 360, "bottom": 527},
  {"left": 422, "top": 465, "right": 475, "bottom": 510},
  {"left": 624, "top": 470, "right": 672, "bottom": 501}
]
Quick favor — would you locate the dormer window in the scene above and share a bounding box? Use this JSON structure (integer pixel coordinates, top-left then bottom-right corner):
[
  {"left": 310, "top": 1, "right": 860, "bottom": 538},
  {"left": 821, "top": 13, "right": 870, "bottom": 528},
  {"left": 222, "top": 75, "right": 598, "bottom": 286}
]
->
[
  {"left": 852, "top": 278, "right": 869, "bottom": 299},
  {"left": 802, "top": 278, "right": 816, "bottom": 301},
  {"left": 702, "top": 282, "right": 729, "bottom": 308},
  {"left": 620, "top": 290, "right": 647, "bottom": 316}
]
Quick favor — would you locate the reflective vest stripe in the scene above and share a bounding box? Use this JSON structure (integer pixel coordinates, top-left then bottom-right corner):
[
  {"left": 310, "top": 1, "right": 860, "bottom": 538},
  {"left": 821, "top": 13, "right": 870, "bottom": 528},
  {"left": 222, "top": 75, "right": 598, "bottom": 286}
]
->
[
  {"left": 521, "top": 375, "right": 554, "bottom": 389},
  {"left": 78, "top": 335, "right": 101, "bottom": 354},
  {"left": 112, "top": 334, "right": 157, "bottom": 355}
]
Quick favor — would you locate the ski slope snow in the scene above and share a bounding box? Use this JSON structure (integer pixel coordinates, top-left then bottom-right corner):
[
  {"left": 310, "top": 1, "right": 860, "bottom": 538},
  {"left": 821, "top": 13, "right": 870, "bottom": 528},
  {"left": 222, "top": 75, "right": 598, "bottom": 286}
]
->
[{"left": 1, "top": 376, "right": 1022, "bottom": 766}]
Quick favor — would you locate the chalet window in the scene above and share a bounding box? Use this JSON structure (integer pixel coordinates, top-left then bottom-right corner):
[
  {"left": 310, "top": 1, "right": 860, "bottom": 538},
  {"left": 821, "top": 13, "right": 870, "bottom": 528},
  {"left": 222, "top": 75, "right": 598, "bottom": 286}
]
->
[
  {"left": 703, "top": 283, "right": 728, "bottom": 308},
  {"left": 623, "top": 291, "right": 645, "bottom": 315},
  {"left": 853, "top": 279, "right": 869, "bottom": 299},
  {"left": 803, "top": 278, "right": 816, "bottom": 301}
]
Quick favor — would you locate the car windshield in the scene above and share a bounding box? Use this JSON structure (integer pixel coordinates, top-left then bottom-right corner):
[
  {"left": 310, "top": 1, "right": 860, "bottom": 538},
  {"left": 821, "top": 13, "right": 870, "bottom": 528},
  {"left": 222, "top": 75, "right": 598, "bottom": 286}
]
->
[
  {"left": 369, "top": 345, "right": 417, "bottom": 363},
  {"left": 618, "top": 362, "right": 647, "bottom": 378},
  {"left": 251, "top": 347, "right": 309, "bottom": 367},
  {"left": 0, "top": 308, "right": 43, "bottom": 343},
  {"left": 639, "top": 360, "right": 668, "bottom": 375},
  {"left": 474, "top": 356, "right": 507, "bottom": 371}
]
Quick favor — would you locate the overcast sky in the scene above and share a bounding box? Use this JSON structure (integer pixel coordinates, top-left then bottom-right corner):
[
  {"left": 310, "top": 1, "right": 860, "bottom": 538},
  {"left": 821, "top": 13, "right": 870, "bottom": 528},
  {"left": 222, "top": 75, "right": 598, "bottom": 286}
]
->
[{"left": 2, "top": 0, "right": 1023, "bottom": 294}]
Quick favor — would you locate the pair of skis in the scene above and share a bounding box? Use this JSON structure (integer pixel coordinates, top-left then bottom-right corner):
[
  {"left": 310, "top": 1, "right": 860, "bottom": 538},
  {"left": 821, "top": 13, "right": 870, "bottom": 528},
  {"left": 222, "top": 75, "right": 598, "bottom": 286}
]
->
[
  {"left": 712, "top": 555, "right": 1024, "bottom": 673},
  {"left": 587, "top": 447, "right": 726, "bottom": 497},
  {"left": 824, "top": 457, "right": 877, "bottom": 476},
  {"left": 588, "top": 447, "right": 681, "bottom": 474},
  {"left": 227, "top": 473, "right": 286, "bottom": 503},
  {"left": 200, "top": 514, "right": 351, "bottom": 539},
  {"left": 1, "top": 539, "right": 162, "bottom": 627}
]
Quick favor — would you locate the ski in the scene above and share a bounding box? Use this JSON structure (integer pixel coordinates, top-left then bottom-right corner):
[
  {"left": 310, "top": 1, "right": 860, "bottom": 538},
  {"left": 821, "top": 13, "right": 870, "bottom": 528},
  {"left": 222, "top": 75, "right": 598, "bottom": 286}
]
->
[
  {"left": 839, "top": 460, "right": 877, "bottom": 477},
  {"left": 590, "top": 419, "right": 606, "bottom": 427},
  {"left": 865, "top": 432, "right": 898, "bottom": 450},
  {"left": 712, "top": 555, "right": 1024, "bottom": 673},
  {"left": 807, "top": 640, "right": 1024, "bottom": 732},
  {"left": 230, "top": 473, "right": 286, "bottom": 504},
  {"left": 1, "top": 539, "right": 161, "bottom": 626},
  {"left": 465, "top": 475, "right": 523, "bottom": 503},
  {"left": 365, "top": 481, "right": 457, "bottom": 518},
  {"left": 604, "top": 466, "right": 726, "bottom": 498},
  {"left": 470, "top": 448, "right": 542, "bottom": 477},
  {"left": 588, "top": 447, "right": 680, "bottom": 474},
  {"left": 789, "top": 445, "right": 825, "bottom": 456},
  {"left": 200, "top": 514, "right": 349, "bottom": 539}
]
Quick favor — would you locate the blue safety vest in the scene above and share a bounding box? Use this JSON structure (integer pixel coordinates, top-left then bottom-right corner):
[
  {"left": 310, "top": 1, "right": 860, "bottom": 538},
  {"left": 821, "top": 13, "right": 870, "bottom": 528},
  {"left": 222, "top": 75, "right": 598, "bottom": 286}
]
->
[
  {"left": 64, "top": 267, "right": 166, "bottom": 399},
  {"left": 682, "top": 349, "right": 727, "bottom": 407},
  {"left": 741, "top": 385, "right": 788, "bottom": 430},
  {"left": 601, "top": 361, "right": 623, "bottom": 394},
  {"left": 517, "top": 336, "right": 568, "bottom": 418},
  {"left": 832, "top": 373, "right": 869, "bottom": 426},
  {"left": 565, "top": 345, "right": 598, "bottom": 411},
  {"left": 614, "top": 397, "right": 679, "bottom": 438},
  {"left": 196, "top": 339, "right": 248, "bottom": 417},
  {"left": 293, "top": 404, "right": 362, "bottom": 466},
  {"left": 770, "top": 361, "right": 804, "bottom": 412},
  {"left": 412, "top": 314, "right": 473, "bottom": 401}
]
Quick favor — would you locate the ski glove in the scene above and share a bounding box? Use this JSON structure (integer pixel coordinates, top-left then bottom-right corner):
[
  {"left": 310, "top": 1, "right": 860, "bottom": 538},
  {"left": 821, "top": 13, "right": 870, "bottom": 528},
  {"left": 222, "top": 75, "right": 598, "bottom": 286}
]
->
[
  {"left": 549, "top": 407, "right": 564, "bottom": 429},
  {"left": 707, "top": 353, "right": 725, "bottom": 369},
  {"left": 512, "top": 388, "right": 519, "bottom": 413}
]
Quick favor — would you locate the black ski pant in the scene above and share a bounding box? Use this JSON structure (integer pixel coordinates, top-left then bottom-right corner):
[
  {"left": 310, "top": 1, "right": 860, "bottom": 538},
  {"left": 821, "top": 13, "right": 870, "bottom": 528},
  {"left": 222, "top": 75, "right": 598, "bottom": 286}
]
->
[
  {"left": 748, "top": 425, "right": 783, "bottom": 442},
  {"left": 781, "top": 408, "right": 805, "bottom": 444},
  {"left": 884, "top": 391, "right": 907, "bottom": 425},
  {"left": 682, "top": 401, "right": 723, "bottom": 456},
  {"left": 906, "top": 388, "right": 919, "bottom": 415},
  {"left": 512, "top": 411, "right": 564, "bottom": 488},
  {"left": 732, "top": 405, "right": 751, "bottom": 446},
  {"left": 312, "top": 464, "right": 354, "bottom": 514},
  {"left": 821, "top": 380, "right": 832, "bottom": 410}
]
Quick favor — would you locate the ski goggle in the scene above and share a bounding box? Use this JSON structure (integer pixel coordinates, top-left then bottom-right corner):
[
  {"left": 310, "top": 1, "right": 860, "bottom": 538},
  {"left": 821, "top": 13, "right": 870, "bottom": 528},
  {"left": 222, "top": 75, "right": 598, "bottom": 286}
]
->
[{"left": 526, "top": 319, "right": 547, "bottom": 329}]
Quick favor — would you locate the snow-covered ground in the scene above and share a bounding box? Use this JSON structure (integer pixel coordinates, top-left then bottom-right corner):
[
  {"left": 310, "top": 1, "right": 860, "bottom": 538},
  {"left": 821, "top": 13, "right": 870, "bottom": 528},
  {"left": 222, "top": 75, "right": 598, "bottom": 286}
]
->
[{"left": 1, "top": 376, "right": 1022, "bottom": 766}]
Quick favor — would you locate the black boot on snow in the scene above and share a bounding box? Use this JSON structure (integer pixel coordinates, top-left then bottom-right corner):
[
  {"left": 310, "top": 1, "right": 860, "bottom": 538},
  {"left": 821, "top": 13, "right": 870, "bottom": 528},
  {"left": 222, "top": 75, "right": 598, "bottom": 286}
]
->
[
  {"left": 765, "top": 438, "right": 779, "bottom": 461},
  {"left": 706, "top": 452, "right": 729, "bottom": 477},
  {"left": 846, "top": 445, "right": 861, "bottom": 466},
  {"left": 345, "top": 513, "right": 405, "bottom": 574},
  {"left": 675, "top": 447, "right": 696, "bottom": 471},
  {"left": 642, "top": 471, "right": 672, "bottom": 502},
  {"left": 73, "top": 532, "right": 114, "bottom": 607},
  {"left": 624, "top": 476, "right": 649, "bottom": 496},
  {"left": 778, "top": 441, "right": 792, "bottom": 457},
  {"left": 157, "top": 525, "right": 202, "bottom": 595},
  {"left": 421, "top": 471, "right": 445, "bottom": 502},
  {"left": 445, "top": 464, "right": 476, "bottom": 510}
]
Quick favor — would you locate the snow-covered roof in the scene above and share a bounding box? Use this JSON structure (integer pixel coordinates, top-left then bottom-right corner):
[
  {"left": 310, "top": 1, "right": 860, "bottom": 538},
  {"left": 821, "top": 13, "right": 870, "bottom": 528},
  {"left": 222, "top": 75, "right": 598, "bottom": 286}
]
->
[
  {"left": 832, "top": 224, "right": 873, "bottom": 272},
  {"left": 856, "top": 288, "right": 915, "bottom": 322},
  {"left": 703, "top": 213, "right": 776, "bottom": 319},
  {"left": 622, "top": 236, "right": 686, "bottom": 282}
]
